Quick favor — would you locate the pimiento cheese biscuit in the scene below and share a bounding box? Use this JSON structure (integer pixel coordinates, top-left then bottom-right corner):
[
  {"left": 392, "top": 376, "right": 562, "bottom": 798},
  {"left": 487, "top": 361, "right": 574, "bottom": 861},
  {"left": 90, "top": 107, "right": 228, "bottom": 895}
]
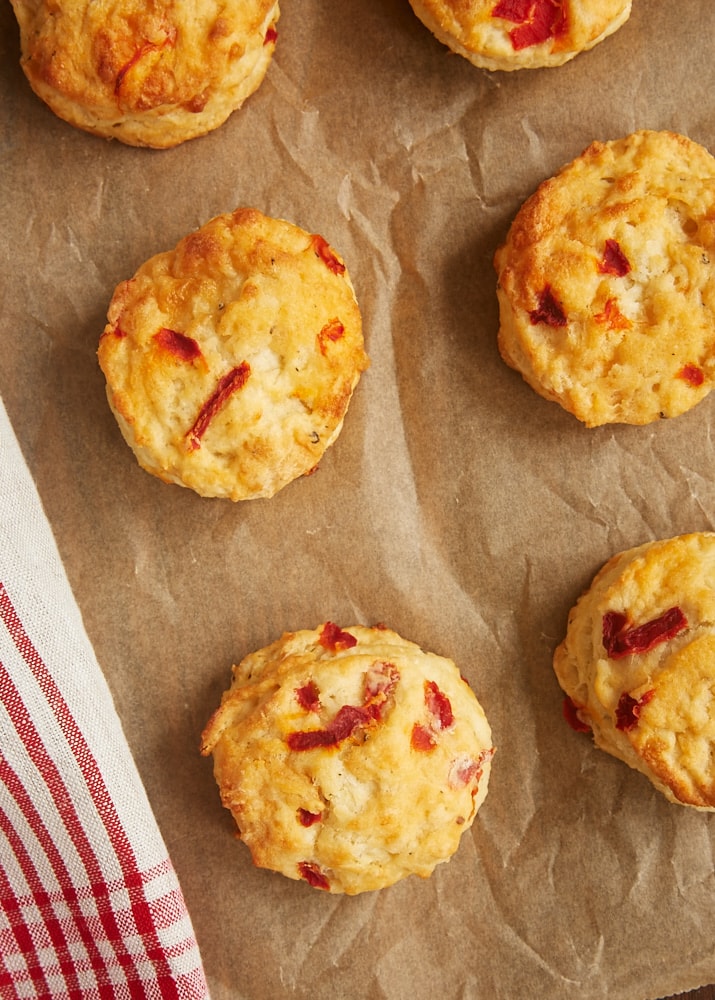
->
[
  {"left": 554, "top": 533, "right": 715, "bottom": 810},
  {"left": 494, "top": 130, "right": 715, "bottom": 426},
  {"left": 98, "top": 208, "right": 368, "bottom": 501},
  {"left": 407, "top": 0, "right": 630, "bottom": 71},
  {"left": 10, "top": 0, "right": 279, "bottom": 148},
  {"left": 200, "top": 622, "right": 495, "bottom": 894}
]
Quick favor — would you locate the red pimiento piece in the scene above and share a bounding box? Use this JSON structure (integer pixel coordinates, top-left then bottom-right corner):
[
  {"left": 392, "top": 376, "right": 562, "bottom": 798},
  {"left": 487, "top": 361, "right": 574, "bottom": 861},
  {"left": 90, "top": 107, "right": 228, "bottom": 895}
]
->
[
  {"left": 679, "top": 364, "right": 705, "bottom": 387},
  {"left": 602, "top": 606, "right": 687, "bottom": 659},
  {"left": 287, "top": 728, "right": 335, "bottom": 751},
  {"left": 311, "top": 235, "right": 345, "bottom": 276},
  {"left": 598, "top": 239, "right": 631, "bottom": 277},
  {"left": 264, "top": 25, "right": 278, "bottom": 45},
  {"left": 492, "top": 0, "right": 533, "bottom": 18},
  {"left": 448, "top": 747, "right": 495, "bottom": 789},
  {"left": 594, "top": 297, "right": 631, "bottom": 331},
  {"left": 410, "top": 723, "right": 436, "bottom": 752},
  {"left": 329, "top": 704, "right": 372, "bottom": 742},
  {"left": 297, "top": 808, "right": 322, "bottom": 827},
  {"left": 317, "top": 319, "right": 345, "bottom": 356},
  {"left": 186, "top": 362, "right": 251, "bottom": 450},
  {"left": 153, "top": 327, "right": 202, "bottom": 361},
  {"left": 562, "top": 696, "right": 591, "bottom": 733},
  {"left": 287, "top": 703, "right": 373, "bottom": 750},
  {"left": 411, "top": 680, "right": 455, "bottom": 753},
  {"left": 319, "top": 622, "right": 357, "bottom": 652},
  {"left": 295, "top": 680, "right": 321, "bottom": 713},
  {"left": 448, "top": 757, "right": 479, "bottom": 787},
  {"left": 492, "top": 0, "right": 566, "bottom": 51},
  {"left": 297, "top": 861, "right": 330, "bottom": 890},
  {"left": 615, "top": 689, "right": 655, "bottom": 732},
  {"left": 602, "top": 610, "right": 628, "bottom": 651},
  {"left": 529, "top": 285, "right": 567, "bottom": 327},
  {"left": 425, "top": 681, "right": 454, "bottom": 730},
  {"left": 364, "top": 661, "right": 399, "bottom": 710}
]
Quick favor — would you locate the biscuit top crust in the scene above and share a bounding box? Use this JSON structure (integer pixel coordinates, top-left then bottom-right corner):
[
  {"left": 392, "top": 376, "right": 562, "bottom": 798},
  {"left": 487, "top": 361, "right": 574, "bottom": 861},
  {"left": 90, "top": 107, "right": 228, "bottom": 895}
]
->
[
  {"left": 98, "top": 208, "right": 368, "bottom": 501},
  {"left": 10, "top": 0, "right": 279, "bottom": 146},
  {"left": 201, "top": 623, "right": 494, "bottom": 894},
  {"left": 554, "top": 533, "right": 715, "bottom": 809},
  {"left": 495, "top": 130, "right": 715, "bottom": 426},
  {"left": 409, "top": 0, "right": 631, "bottom": 70}
]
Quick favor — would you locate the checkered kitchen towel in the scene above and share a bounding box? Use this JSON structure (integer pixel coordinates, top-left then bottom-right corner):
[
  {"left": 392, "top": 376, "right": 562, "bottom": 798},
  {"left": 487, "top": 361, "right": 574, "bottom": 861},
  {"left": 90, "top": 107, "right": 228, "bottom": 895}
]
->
[{"left": 0, "top": 396, "right": 209, "bottom": 999}]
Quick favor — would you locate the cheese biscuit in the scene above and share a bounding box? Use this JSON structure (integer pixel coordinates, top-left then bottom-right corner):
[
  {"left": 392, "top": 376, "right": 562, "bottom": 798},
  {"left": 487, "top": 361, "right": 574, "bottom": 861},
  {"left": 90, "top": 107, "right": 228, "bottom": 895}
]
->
[
  {"left": 408, "top": 0, "right": 630, "bottom": 71},
  {"left": 201, "top": 623, "right": 495, "bottom": 893},
  {"left": 495, "top": 131, "right": 715, "bottom": 426},
  {"left": 98, "top": 208, "right": 368, "bottom": 501},
  {"left": 554, "top": 533, "right": 715, "bottom": 810},
  {"left": 10, "top": 0, "right": 279, "bottom": 147}
]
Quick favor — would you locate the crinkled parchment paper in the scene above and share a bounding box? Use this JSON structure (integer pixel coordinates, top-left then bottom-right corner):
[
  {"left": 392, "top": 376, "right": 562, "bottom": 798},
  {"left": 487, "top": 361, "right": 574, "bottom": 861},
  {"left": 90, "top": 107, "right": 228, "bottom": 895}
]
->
[{"left": 1, "top": 1, "right": 714, "bottom": 997}]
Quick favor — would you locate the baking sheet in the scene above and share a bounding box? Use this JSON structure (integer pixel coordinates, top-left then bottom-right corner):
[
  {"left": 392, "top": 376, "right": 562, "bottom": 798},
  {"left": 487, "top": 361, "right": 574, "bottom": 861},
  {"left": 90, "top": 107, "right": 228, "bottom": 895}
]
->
[{"left": 1, "top": 1, "right": 714, "bottom": 997}]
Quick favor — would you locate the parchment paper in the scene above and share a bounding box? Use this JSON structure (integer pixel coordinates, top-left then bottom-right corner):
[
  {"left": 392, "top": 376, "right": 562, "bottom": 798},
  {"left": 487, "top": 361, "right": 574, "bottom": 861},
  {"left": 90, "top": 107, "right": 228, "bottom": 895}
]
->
[{"left": 1, "top": 1, "right": 714, "bottom": 997}]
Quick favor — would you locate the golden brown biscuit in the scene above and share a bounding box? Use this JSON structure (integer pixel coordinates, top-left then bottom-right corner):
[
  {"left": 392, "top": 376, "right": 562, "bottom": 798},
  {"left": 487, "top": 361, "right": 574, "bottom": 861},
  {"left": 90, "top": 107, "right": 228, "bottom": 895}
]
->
[
  {"left": 201, "top": 622, "right": 495, "bottom": 894},
  {"left": 408, "top": 0, "right": 630, "bottom": 71},
  {"left": 98, "top": 208, "right": 368, "bottom": 501},
  {"left": 10, "top": 0, "right": 279, "bottom": 148},
  {"left": 494, "top": 130, "right": 715, "bottom": 426},
  {"left": 554, "top": 533, "right": 715, "bottom": 810}
]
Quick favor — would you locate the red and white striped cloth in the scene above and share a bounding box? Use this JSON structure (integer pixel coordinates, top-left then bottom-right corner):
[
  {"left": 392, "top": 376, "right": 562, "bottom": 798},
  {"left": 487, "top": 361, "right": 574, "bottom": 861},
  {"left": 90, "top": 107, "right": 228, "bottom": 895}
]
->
[{"left": 0, "top": 397, "right": 209, "bottom": 999}]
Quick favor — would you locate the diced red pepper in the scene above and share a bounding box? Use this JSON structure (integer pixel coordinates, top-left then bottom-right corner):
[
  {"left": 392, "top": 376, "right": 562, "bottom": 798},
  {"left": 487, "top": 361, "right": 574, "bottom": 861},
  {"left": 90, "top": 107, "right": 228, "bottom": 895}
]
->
[
  {"left": 264, "top": 25, "right": 278, "bottom": 45},
  {"left": 329, "top": 704, "right": 372, "bottom": 741},
  {"left": 295, "top": 681, "right": 321, "bottom": 713},
  {"left": 492, "top": 0, "right": 566, "bottom": 51},
  {"left": 410, "top": 680, "right": 455, "bottom": 753},
  {"left": 363, "top": 662, "right": 400, "bottom": 719},
  {"left": 492, "top": 0, "right": 532, "bottom": 18},
  {"left": 448, "top": 747, "right": 495, "bottom": 789},
  {"left": 297, "top": 808, "right": 322, "bottom": 827},
  {"left": 679, "top": 364, "right": 705, "bottom": 387},
  {"left": 615, "top": 689, "right": 655, "bottom": 732},
  {"left": 287, "top": 705, "right": 368, "bottom": 750},
  {"left": 319, "top": 622, "right": 357, "bottom": 652},
  {"left": 317, "top": 319, "right": 345, "bottom": 356},
  {"left": 594, "top": 297, "right": 631, "bottom": 330},
  {"left": 297, "top": 861, "right": 330, "bottom": 890},
  {"left": 529, "top": 285, "right": 567, "bottom": 327},
  {"left": 410, "top": 723, "right": 436, "bottom": 752},
  {"left": 153, "top": 327, "right": 202, "bottom": 361},
  {"left": 186, "top": 362, "right": 250, "bottom": 450},
  {"left": 425, "top": 681, "right": 454, "bottom": 730},
  {"left": 449, "top": 757, "right": 479, "bottom": 787},
  {"left": 287, "top": 729, "right": 335, "bottom": 751},
  {"left": 602, "top": 607, "right": 687, "bottom": 659},
  {"left": 598, "top": 239, "right": 631, "bottom": 277},
  {"left": 311, "top": 235, "right": 345, "bottom": 276}
]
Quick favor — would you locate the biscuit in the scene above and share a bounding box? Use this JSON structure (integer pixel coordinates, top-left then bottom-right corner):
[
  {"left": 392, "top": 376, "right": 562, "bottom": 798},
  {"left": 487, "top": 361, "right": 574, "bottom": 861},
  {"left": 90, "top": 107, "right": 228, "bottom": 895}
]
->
[
  {"left": 200, "top": 622, "right": 495, "bottom": 894},
  {"left": 554, "top": 533, "right": 715, "bottom": 810},
  {"left": 10, "top": 0, "right": 279, "bottom": 147},
  {"left": 494, "top": 130, "right": 715, "bottom": 426},
  {"left": 407, "top": 0, "right": 630, "bottom": 71},
  {"left": 98, "top": 208, "right": 368, "bottom": 501}
]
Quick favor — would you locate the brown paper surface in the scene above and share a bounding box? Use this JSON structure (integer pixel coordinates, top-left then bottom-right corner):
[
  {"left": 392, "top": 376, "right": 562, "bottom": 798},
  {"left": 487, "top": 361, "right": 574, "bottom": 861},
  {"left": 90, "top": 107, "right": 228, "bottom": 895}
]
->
[{"left": 2, "top": 1, "right": 714, "bottom": 997}]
